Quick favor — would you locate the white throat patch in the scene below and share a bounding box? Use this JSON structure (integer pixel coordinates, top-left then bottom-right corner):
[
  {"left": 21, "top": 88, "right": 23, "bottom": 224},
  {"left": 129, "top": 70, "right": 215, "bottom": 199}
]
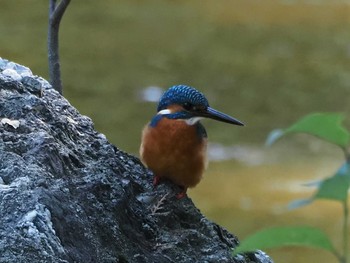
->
[{"left": 184, "top": 117, "right": 203, "bottom": 125}]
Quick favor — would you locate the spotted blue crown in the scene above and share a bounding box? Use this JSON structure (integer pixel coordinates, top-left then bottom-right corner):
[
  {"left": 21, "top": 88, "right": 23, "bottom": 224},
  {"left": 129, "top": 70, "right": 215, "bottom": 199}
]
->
[{"left": 157, "top": 85, "right": 209, "bottom": 112}]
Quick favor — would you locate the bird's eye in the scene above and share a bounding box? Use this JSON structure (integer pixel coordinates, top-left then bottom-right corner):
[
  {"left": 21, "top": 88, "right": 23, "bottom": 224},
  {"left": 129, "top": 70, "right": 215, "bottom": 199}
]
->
[
  {"left": 183, "top": 103, "right": 205, "bottom": 111},
  {"left": 183, "top": 102, "right": 194, "bottom": 111}
]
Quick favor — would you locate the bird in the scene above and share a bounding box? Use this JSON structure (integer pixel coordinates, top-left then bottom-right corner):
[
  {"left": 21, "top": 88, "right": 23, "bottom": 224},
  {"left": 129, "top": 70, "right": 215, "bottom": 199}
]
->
[{"left": 140, "top": 85, "right": 244, "bottom": 199}]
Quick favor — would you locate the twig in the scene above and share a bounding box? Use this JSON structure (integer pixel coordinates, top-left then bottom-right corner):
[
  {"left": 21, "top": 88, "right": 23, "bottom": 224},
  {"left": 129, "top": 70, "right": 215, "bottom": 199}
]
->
[
  {"left": 48, "top": 0, "right": 71, "bottom": 95},
  {"left": 150, "top": 193, "right": 169, "bottom": 216}
]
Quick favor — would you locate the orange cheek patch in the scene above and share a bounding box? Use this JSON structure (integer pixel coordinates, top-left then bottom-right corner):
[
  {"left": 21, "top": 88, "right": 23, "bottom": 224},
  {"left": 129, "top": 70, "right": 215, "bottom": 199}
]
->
[{"left": 166, "top": 104, "right": 184, "bottom": 113}]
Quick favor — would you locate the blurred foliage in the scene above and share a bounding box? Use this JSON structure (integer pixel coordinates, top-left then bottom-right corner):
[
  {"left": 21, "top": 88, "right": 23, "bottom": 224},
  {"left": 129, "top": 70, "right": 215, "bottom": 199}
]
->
[
  {"left": 234, "top": 226, "right": 336, "bottom": 257},
  {"left": 241, "top": 113, "right": 350, "bottom": 262},
  {"left": 267, "top": 113, "right": 350, "bottom": 148}
]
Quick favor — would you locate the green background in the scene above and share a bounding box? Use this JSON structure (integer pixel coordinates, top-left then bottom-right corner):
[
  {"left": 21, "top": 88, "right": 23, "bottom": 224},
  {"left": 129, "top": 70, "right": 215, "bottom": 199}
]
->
[{"left": 1, "top": 1, "right": 349, "bottom": 262}]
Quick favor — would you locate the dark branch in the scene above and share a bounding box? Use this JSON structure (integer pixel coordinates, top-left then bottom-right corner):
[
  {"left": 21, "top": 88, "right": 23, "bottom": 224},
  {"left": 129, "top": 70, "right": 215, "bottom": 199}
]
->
[
  {"left": 50, "top": 0, "right": 70, "bottom": 27},
  {"left": 48, "top": 0, "right": 71, "bottom": 95}
]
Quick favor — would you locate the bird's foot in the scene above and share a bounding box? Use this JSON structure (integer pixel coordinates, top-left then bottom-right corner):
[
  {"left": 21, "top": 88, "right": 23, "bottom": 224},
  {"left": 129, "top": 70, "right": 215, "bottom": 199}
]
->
[
  {"left": 153, "top": 175, "right": 161, "bottom": 186},
  {"left": 152, "top": 176, "right": 187, "bottom": 199},
  {"left": 176, "top": 187, "right": 187, "bottom": 199}
]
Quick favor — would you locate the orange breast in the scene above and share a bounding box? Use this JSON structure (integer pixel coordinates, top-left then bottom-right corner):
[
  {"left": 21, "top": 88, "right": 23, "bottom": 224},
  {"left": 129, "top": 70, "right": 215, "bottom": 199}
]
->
[{"left": 140, "top": 117, "right": 207, "bottom": 188}]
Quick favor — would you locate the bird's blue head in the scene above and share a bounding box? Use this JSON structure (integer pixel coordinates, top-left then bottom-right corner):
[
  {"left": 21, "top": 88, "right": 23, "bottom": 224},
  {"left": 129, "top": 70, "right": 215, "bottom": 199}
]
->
[
  {"left": 157, "top": 85, "right": 209, "bottom": 112},
  {"left": 151, "top": 84, "right": 244, "bottom": 127}
]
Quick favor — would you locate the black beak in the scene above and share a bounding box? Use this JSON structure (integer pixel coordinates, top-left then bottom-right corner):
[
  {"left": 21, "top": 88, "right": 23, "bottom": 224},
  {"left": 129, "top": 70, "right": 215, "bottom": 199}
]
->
[{"left": 196, "top": 107, "right": 244, "bottom": 126}]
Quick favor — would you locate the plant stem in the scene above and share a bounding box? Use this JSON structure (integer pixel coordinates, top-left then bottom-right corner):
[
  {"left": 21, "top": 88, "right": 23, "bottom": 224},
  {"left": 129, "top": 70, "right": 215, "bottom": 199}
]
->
[
  {"left": 343, "top": 147, "right": 350, "bottom": 164},
  {"left": 340, "top": 147, "right": 350, "bottom": 263},
  {"left": 343, "top": 198, "right": 349, "bottom": 263}
]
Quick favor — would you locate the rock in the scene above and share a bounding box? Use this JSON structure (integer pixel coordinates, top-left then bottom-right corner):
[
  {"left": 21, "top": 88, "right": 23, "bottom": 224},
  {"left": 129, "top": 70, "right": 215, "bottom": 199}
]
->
[{"left": 0, "top": 58, "right": 273, "bottom": 263}]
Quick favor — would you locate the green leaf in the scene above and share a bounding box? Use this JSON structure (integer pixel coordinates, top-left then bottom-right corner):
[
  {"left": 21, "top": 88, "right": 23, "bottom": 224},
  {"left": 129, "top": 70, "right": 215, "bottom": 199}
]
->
[
  {"left": 266, "top": 113, "right": 350, "bottom": 147},
  {"left": 314, "top": 163, "right": 350, "bottom": 202},
  {"left": 233, "top": 226, "right": 336, "bottom": 256},
  {"left": 265, "top": 129, "right": 284, "bottom": 146},
  {"left": 288, "top": 198, "right": 313, "bottom": 210},
  {"left": 288, "top": 163, "right": 350, "bottom": 209},
  {"left": 285, "top": 113, "right": 350, "bottom": 147}
]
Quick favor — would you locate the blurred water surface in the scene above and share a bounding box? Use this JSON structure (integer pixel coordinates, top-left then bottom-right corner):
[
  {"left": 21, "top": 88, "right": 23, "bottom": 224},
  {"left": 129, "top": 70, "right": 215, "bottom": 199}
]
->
[{"left": 1, "top": 1, "right": 350, "bottom": 262}]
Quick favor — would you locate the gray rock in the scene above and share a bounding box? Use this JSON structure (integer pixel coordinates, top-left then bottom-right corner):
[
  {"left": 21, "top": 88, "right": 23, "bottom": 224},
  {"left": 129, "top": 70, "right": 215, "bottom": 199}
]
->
[{"left": 0, "top": 58, "right": 273, "bottom": 263}]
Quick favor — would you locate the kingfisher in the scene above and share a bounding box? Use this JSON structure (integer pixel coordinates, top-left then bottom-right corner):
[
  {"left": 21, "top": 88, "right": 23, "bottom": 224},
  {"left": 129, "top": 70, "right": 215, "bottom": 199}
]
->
[{"left": 140, "top": 85, "right": 244, "bottom": 199}]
